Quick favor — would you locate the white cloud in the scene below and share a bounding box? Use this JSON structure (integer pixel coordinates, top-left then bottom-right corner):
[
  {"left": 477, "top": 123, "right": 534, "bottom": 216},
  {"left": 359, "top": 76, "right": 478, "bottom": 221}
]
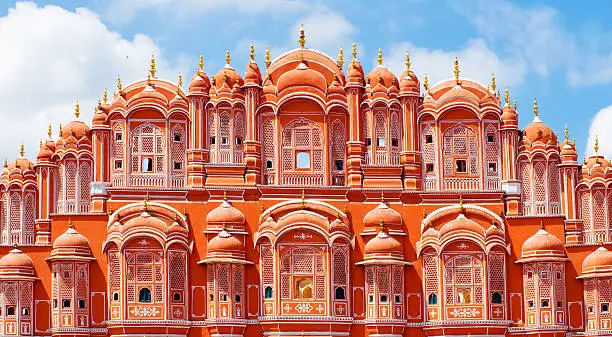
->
[
  {"left": 0, "top": 2, "right": 186, "bottom": 161},
  {"left": 384, "top": 39, "right": 526, "bottom": 89},
  {"left": 585, "top": 105, "right": 612, "bottom": 158}
]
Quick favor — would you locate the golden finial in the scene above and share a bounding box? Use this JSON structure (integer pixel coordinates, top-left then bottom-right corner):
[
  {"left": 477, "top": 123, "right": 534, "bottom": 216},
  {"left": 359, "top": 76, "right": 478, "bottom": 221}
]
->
[
  {"left": 301, "top": 189, "right": 306, "bottom": 208},
  {"left": 199, "top": 55, "right": 204, "bottom": 72},
  {"left": 497, "top": 89, "right": 500, "bottom": 99},
  {"left": 3, "top": 159, "right": 7, "bottom": 169},
  {"left": 223, "top": 191, "right": 228, "bottom": 201},
  {"left": 337, "top": 46, "right": 344, "bottom": 68},
  {"left": 117, "top": 75, "right": 122, "bottom": 92},
  {"left": 147, "top": 73, "right": 152, "bottom": 85},
  {"left": 533, "top": 97, "right": 539, "bottom": 117},
  {"left": 298, "top": 24, "right": 306, "bottom": 48},
  {"left": 352, "top": 42, "right": 357, "bottom": 61},
  {"left": 74, "top": 100, "right": 80, "bottom": 119},
  {"left": 225, "top": 49, "right": 231, "bottom": 65},
  {"left": 39, "top": 139, "right": 43, "bottom": 147},
  {"left": 405, "top": 50, "right": 411, "bottom": 72},
  {"left": 564, "top": 125, "right": 569, "bottom": 142},
  {"left": 223, "top": 70, "right": 228, "bottom": 82},
  {"left": 377, "top": 48, "right": 383, "bottom": 66},
  {"left": 249, "top": 42, "right": 255, "bottom": 63},
  {"left": 144, "top": 192, "right": 149, "bottom": 211},
  {"left": 459, "top": 195, "right": 464, "bottom": 213},
  {"left": 454, "top": 57, "right": 460, "bottom": 84},
  {"left": 595, "top": 135, "right": 600, "bottom": 155},
  {"left": 59, "top": 123, "right": 63, "bottom": 137},
  {"left": 381, "top": 191, "right": 385, "bottom": 203},
  {"left": 513, "top": 98, "right": 517, "bottom": 110},
  {"left": 504, "top": 88, "right": 509, "bottom": 106},
  {"left": 379, "top": 218, "right": 385, "bottom": 233},
  {"left": 422, "top": 210, "right": 427, "bottom": 219},
  {"left": 68, "top": 218, "right": 74, "bottom": 229},
  {"left": 572, "top": 138, "right": 576, "bottom": 146},
  {"left": 265, "top": 47, "right": 271, "bottom": 68},
  {"left": 424, "top": 74, "right": 431, "bottom": 95},
  {"left": 103, "top": 89, "right": 108, "bottom": 104},
  {"left": 48, "top": 123, "right": 52, "bottom": 138},
  {"left": 490, "top": 73, "right": 496, "bottom": 92},
  {"left": 540, "top": 220, "right": 544, "bottom": 229},
  {"left": 19, "top": 144, "right": 25, "bottom": 157},
  {"left": 149, "top": 54, "right": 156, "bottom": 78}
]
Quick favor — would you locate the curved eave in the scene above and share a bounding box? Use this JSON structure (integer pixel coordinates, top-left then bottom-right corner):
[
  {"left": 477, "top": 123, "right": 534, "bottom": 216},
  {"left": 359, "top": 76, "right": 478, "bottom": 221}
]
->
[
  {"left": 355, "top": 259, "right": 412, "bottom": 266},
  {"left": 515, "top": 256, "right": 569, "bottom": 264},
  {"left": 197, "top": 257, "right": 253, "bottom": 265},
  {"left": 577, "top": 271, "right": 612, "bottom": 279}
]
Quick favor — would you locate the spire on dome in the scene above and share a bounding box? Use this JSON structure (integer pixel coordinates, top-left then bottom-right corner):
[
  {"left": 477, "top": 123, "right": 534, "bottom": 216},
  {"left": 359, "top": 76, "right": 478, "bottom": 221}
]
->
[
  {"left": 265, "top": 47, "right": 271, "bottom": 68},
  {"left": 199, "top": 55, "right": 204, "bottom": 72},
  {"left": 117, "top": 75, "right": 122, "bottom": 92},
  {"left": 301, "top": 189, "right": 306, "bottom": 209},
  {"left": 223, "top": 190, "right": 228, "bottom": 201},
  {"left": 381, "top": 190, "right": 385, "bottom": 203},
  {"left": 490, "top": 73, "right": 496, "bottom": 92},
  {"left": 3, "top": 159, "right": 7, "bottom": 169},
  {"left": 513, "top": 98, "right": 517, "bottom": 110},
  {"left": 424, "top": 74, "right": 431, "bottom": 95},
  {"left": 75, "top": 100, "right": 80, "bottom": 119},
  {"left": 337, "top": 46, "right": 344, "bottom": 68},
  {"left": 143, "top": 192, "right": 149, "bottom": 212},
  {"left": 504, "top": 88, "right": 510, "bottom": 106},
  {"left": 540, "top": 220, "right": 545, "bottom": 229},
  {"left": 177, "top": 73, "right": 183, "bottom": 94},
  {"left": 405, "top": 50, "right": 411, "bottom": 72},
  {"left": 377, "top": 48, "right": 383, "bottom": 66},
  {"left": 19, "top": 144, "right": 25, "bottom": 157},
  {"left": 352, "top": 42, "right": 357, "bottom": 61},
  {"left": 595, "top": 135, "right": 600, "bottom": 155},
  {"left": 454, "top": 57, "right": 460, "bottom": 84},
  {"left": 103, "top": 89, "right": 108, "bottom": 103},
  {"left": 379, "top": 218, "right": 386, "bottom": 233},
  {"left": 225, "top": 49, "right": 231, "bottom": 65},
  {"left": 298, "top": 24, "right": 306, "bottom": 48},
  {"left": 68, "top": 218, "right": 74, "bottom": 229},
  {"left": 459, "top": 195, "right": 464, "bottom": 213},
  {"left": 59, "top": 123, "right": 63, "bottom": 137},
  {"left": 533, "top": 97, "right": 539, "bottom": 117},
  {"left": 48, "top": 123, "right": 52, "bottom": 138},
  {"left": 564, "top": 125, "right": 569, "bottom": 142},
  {"left": 149, "top": 55, "right": 156, "bottom": 78}
]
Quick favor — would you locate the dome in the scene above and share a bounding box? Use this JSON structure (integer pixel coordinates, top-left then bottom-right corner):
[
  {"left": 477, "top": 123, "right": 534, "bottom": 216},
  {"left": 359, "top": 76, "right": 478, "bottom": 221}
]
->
[
  {"left": 0, "top": 248, "right": 34, "bottom": 274},
  {"left": 583, "top": 156, "right": 612, "bottom": 178},
  {"left": 7, "top": 156, "right": 34, "bottom": 172},
  {"left": 207, "top": 228, "right": 243, "bottom": 255},
  {"left": 327, "top": 76, "right": 345, "bottom": 96},
  {"left": 560, "top": 140, "right": 578, "bottom": 162},
  {"left": 347, "top": 60, "right": 365, "bottom": 85},
  {"left": 127, "top": 84, "right": 169, "bottom": 106},
  {"left": 169, "top": 93, "right": 188, "bottom": 109},
  {"left": 366, "top": 66, "right": 398, "bottom": 90},
  {"left": 61, "top": 120, "right": 91, "bottom": 141},
  {"left": 110, "top": 93, "right": 127, "bottom": 110},
  {"left": 439, "top": 213, "right": 485, "bottom": 238},
  {"left": 436, "top": 84, "right": 480, "bottom": 105},
  {"left": 363, "top": 201, "right": 402, "bottom": 229},
  {"left": 364, "top": 230, "right": 403, "bottom": 255},
  {"left": 581, "top": 246, "right": 612, "bottom": 278},
  {"left": 276, "top": 61, "right": 328, "bottom": 94},
  {"left": 485, "top": 225, "right": 504, "bottom": 239},
  {"left": 501, "top": 104, "right": 518, "bottom": 126},
  {"left": 206, "top": 198, "right": 246, "bottom": 228},
  {"left": 245, "top": 61, "right": 262, "bottom": 85},
  {"left": 262, "top": 77, "right": 276, "bottom": 96},
  {"left": 522, "top": 115, "right": 557, "bottom": 145},
  {"left": 53, "top": 225, "right": 90, "bottom": 250},
  {"left": 213, "top": 65, "right": 244, "bottom": 90},
  {"left": 189, "top": 71, "right": 211, "bottom": 93},
  {"left": 399, "top": 70, "right": 419, "bottom": 95},
  {"left": 36, "top": 143, "right": 54, "bottom": 162},
  {"left": 92, "top": 109, "right": 108, "bottom": 125},
  {"left": 519, "top": 227, "right": 566, "bottom": 262}
]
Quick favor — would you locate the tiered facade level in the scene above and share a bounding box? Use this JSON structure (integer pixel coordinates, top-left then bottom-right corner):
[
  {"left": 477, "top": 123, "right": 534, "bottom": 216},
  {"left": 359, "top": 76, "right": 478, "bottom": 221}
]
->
[{"left": 1, "top": 32, "right": 612, "bottom": 337}]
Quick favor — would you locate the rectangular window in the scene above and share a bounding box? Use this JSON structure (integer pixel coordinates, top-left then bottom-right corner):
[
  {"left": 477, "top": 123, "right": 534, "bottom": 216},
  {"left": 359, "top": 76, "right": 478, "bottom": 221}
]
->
[
  {"left": 456, "top": 159, "right": 467, "bottom": 173},
  {"left": 210, "top": 137, "right": 216, "bottom": 145},
  {"left": 296, "top": 152, "right": 310, "bottom": 169},
  {"left": 335, "top": 160, "right": 344, "bottom": 170},
  {"left": 603, "top": 303, "right": 610, "bottom": 312},
  {"left": 266, "top": 160, "right": 273, "bottom": 169},
  {"left": 377, "top": 137, "right": 386, "bottom": 147},
  {"left": 221, "top": 137, "right": 228, "bottom": 145},
  {"left": 366, "top": 138, "right": 372, "bottom": 146},
  {"left": 426, "top": 163, "right": 434, "bottom": 173},
  {"left": 116, "top": 133, "right": 122, "bottom": 141},
  {"left": 391, "top": 138, "right": 399, "bottom": 147},
  {"left": 78, "top": 299, "right": 86, "bottom": 309},
  {"left": 541, "top": 299, "right": 550, "bottom": 308},
  {"left": 368, "top": 295, "right": 374, "bottom": 303},
  {"left": 235, "top": 137, "right": 242, "bottom": 145},
  {"left": 426, "top": 135, "right": 433, "bottom": 144},
  {"left": 487, "top": 133, "right": 495, "bottom": 142},
  {"left": 174, "top": 162, "right": 182, "bottom": 170},
  {"left": 115, "top": 160, "right": 123, "bottom": 169},
  {"left": 540, "top": 271, "right": 549, "bottom": 279},
  {"left": 173, "top": 134, "right": 182, "bottom": 142},
  {"left": 142, "top": 158, "right": 153, "bottom": 172},
  {"left": 488, "top": 163, "right": 496, "bottom": 172}
]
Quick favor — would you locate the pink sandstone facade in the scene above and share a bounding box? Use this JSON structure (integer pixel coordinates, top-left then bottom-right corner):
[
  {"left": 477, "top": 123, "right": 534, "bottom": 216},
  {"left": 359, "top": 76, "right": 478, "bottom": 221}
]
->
[{"left": 1, "top": 30, "right": 612, "bottom": 337}]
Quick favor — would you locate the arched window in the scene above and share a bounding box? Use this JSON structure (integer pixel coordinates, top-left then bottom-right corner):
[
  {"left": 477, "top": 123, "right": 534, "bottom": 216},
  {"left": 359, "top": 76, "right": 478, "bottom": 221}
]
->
[
  {"left": 279, "top": 246, "right": 326, "bottom": 300},
  {"left": 428, "top": 293, "right": 438, "bottom": 305},
  {"left": 139, "top": 288, "right": 152, "bottom": 303},
  {"left": 442, "top": 124, "right": 479, "bottom": 190},
  {"left": 443, "top": 255, "right": 484, "bottom": 306},
  {"left": 335, "top": 287, "right": 346, "bottom": 300},
  {"left": 295, "top": 278, "right": 313, "bottom": 299},
  {"left": 262, "top": 119, "right": 276, "bottom": 184},
  {"left": 330, "top": 119, "right": 346, "bottom": 186},
  {"left": 130, "top": 123, "right": 165, "bottom": 187},
  {"left": 209, "top": 109, "right": 245, "bottom": 164},
  {"left": 492, "top": 292, "right": 502, "bottom": 304},
  {"left": 280, "top": 118, "right": 324, "bottom": 185},
  {"left": 264, "top": 286, "right": 273, "bottom": 299}
]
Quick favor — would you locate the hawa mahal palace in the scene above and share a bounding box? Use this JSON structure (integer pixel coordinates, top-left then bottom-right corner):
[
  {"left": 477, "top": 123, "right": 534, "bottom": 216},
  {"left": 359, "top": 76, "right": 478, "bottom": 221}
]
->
[{"left": 1, "top": 28, "right": 612, "bottom": 337}]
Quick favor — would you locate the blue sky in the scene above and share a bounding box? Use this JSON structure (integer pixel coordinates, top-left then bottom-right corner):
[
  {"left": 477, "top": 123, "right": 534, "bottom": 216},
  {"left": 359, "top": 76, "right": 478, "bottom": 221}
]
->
[{"left": 1, "top": 0, "right": 611, "bottom": 162}]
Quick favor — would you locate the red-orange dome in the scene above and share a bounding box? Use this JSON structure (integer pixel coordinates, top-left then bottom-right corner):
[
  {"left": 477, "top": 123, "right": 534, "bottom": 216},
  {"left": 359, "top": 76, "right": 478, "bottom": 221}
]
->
[
  {"left": 53, "top": 226, "right": 90, "bottom": 250},
  {"left": 245, "top": 61, "right": 262, "bottom": 85},
  {"left": 327, "top": 77, "right": 344, "bottom": 96},
  {"left": 37, "top": 143, "right": 54, "bottom": 162},
  {"left": 207, "top": 229, "right": 243, "bottom": 254},
  {"left": 276, "top": 62, "right": 328, "bottom": 94},
  {"left": 519, "top": 228, "right": 566, "bottom": 262},
  {"left": 61, "top": 120, "right": 91, "bottom": 141},
  {"left": 213, "top": 65, "right": 244, "bottom": 90},
  {"left": 347, "top": 60, "right": 365, "bottom": 85},
  {"left": 92, "top": 109, "right": 108, "bottom": 125},
  {"left": 363, "top": 202, "right": 402, "bottom": 229},
  {"left": 364, "top": 230, "right": 403, "bottom": 255},
  {"left": 206, "top": 199, "right": 246, "bottom": 228},
  {"left": 501, "top": 105, "right": 518, "bottom": 126},
  {"left": 189, "top": 71, "right": 211, "bottom": 93},
  {"left": 560, "top": 140, "right": 578, "bottom": 162},
  {"left": 522, "top": 116, "right": 557, "bottom": 145},
  {"left": 581, "top": 246, "right": 612, "bottom": 278},
  {"left": 399, "top": 70, "right": 419, "bottom": 95},
  {"left": 0, "top": 248, "right": 34, "bottom": 270},
  {"left": 366, "top": 66, "right": 398, "bottom": 90},
  {"left": 127, "top": 84, "right": 169, "bottom": 106},
  {"left": 7, "top": 157, "right": 34, "bottom": 172},
  {"left": 439, "top": 214, "right": 485, "bottom": 237}
]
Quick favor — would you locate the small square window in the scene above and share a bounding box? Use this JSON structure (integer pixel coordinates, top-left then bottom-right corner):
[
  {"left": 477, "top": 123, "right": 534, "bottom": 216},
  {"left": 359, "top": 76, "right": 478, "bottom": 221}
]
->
[
  {"left": 541, "top": 271, "right": 549, "bottom": 279},
  {"left": 528, "top": 301, "right": 534, "bottom": 308},
  {"left": 589, "top": 306, "right": 595, "bottom": 313},
  {"left": 209, "top": 294, "right": 214, "bottom": 302},
  {"left": 63, "top": 299, "right": 71, "bottom": 308},
  {"left": 391, "top": 138, "right": 399, "bottom": 147},
  {"left": 220, "top": 294, "right": 228, "bottom": 302},
  {"left": 235, "top": 295, "right": 241, "bottom": 303},
  {"left": 22, "top": 307, "right": 29, "bottom": 316},
  {"left": 53, "top": 299, "right": 58, "bottom": 308},
  {"left": 210, "top": 137, "right": 216, "bottom": 145},
  {"left": 366, "top": 138, "right": 372, "bottom": 146},
  {"left": 115, "top": 160, "right": 123, "bottom": 169},
  {"left": 377, "top": 137, "right": 386, "bottom": 147},
  {"left": 116, "top": 133, "right": 123, "bottom": 141},
  {"left": 487, "top": 133, "right": 495, "bottom": 142},
  {"left": 557, "top": 301, "right": 563, "bottom": 308},
  {"left": 426, "top": 163, "right": 434, "bottom": 173},
  {"left": 335, "top": 160, "right": 344, "bottom": 170},
  {"left": 556, "top": 272, "right": 562, "bottom": 280},
  {"left": 603, "top": 303, "right": 610, "bottom": 312},
  {"left": 174, "top": 162, "right": 182, "bottom": 170},
  {"left": 78, "top": 299, "right": 86, "bottom": 309},
  {"left": 266, "top": 160, "right": 273, "bottom": 169},
  {"left": 142, "top": 158, "right": 153, "bottom": 172},
  {"left": 63, "top": 271, "right": 70, "bottom": 278},
  {"left": 425, "top": 135, "right": 433, "bottom": 144},
  {"left": 221, "top": 137, "right": 229, "bottom": 145},
  {"left": 541, "top": 299, "right": 550, "bottom": 308},
  {"left": 173, "top": 293, "right": 181, "bottom": 302},
  {"left": 456, "top": 159, "right": 467, "bottom": 173},
  {"left": 236, "top": 137, "right": 242, "bottom": 145},
  {"left": 113, "top": 292, "right": 119, "bottom": 301},
  {"left": 527, "top": 271, "right": 533, "bottom": 279},
  {"left": 394, "top": 295, "right": 402, "bottom": 303},
  {"left": 174, "top": 134, "right": 182, "bottom": 142},
  {"left": 296, "top": 152, "right": 310, "bottom": 169},
  {"left": 380, "top": 295, "right": 388, "bottom": 303},
  {"left": 488, "top": 163, "right": 496, "bottom": 172},
  {"left": 368, "top": 295, "right": 374, "bottom": 303}
]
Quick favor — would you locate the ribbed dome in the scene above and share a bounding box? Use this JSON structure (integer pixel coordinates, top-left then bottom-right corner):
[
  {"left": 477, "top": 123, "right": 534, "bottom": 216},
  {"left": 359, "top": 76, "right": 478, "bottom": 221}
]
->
[
  {"left": 244, "top": 61, "right": 262, "bottom": 85},
  {"left": 399, "top": 70, "right": 419, "bottom": 95},
  {"left": 213, "top": 65, "right": 244, "bottom": 90},
  {"left": 206, "top": 198, "right": 245, "bottom": 227},
  {"left": 581, "top": 246, "right": 612, "bottom": 278},
  {"left": 37, "top": 143, "right": 54, "bottom": 161},
  {"left": 522, "top": 116, "right": 557, "bottom": 145},
  {"left": 366, "top": 66, "right": 398, "bottom": 89},
  {"left": 519, "top": 227, "right": 566, "bottom": 262},
  {"left": 7, "top": 157, "right": 34, "bottom": 172},
  {"left": 189, "top": 71, "right": 211, "bottom": 93},
  {"left": 347, "top": 60, "right": 365, "bottom": 85},
  {"left": 61, "top": 120, "right": 90, "bottom": 141},
  {"left": 363, "top": 202, "right": 402, "bottom": 229},
  {"left": 127, "top": 84, "right": 168, "bottom": 105},
  {"left": 53, "top": 225, "right": 90, "bottom": 250},
  {"left": 207, "top": 228, "right": 243, "bottom": 254},
  {"left": 439, "top": 214, "right": 484, "bottom": 237},
  {"left": 276, "top": 62, "right": 328, "bottom": 94}
]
